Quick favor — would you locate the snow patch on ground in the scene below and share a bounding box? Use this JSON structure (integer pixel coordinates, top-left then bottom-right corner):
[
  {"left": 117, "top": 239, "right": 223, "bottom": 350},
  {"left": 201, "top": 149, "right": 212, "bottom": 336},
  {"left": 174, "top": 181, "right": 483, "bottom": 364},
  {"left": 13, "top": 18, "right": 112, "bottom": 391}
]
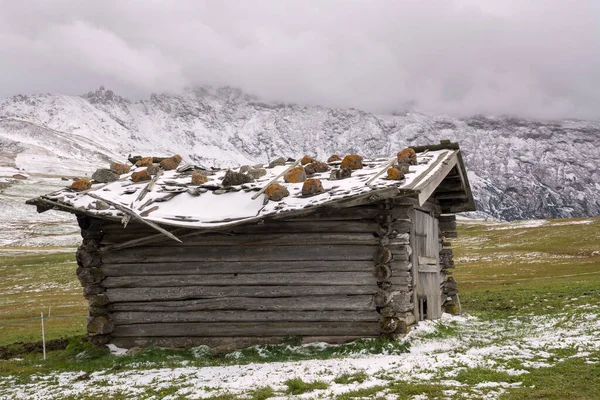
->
[{"left": 1, "top": 311, "right": 598, "bottom": 399}]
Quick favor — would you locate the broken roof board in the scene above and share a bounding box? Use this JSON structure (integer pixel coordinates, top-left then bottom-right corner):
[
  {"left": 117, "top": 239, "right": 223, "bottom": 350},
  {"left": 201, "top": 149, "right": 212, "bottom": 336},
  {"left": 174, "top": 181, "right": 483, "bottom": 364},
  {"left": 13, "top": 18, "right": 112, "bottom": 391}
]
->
[{"left": 31, "top": 149, "right": 473, "bottom": 230}]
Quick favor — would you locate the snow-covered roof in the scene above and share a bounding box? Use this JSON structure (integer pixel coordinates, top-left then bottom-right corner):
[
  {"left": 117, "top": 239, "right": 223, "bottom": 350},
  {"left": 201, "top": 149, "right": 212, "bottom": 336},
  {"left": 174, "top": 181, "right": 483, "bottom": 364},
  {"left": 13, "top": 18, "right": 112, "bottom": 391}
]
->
[{"left": 29, "top": 144, "right": 474, "bottom": 233}]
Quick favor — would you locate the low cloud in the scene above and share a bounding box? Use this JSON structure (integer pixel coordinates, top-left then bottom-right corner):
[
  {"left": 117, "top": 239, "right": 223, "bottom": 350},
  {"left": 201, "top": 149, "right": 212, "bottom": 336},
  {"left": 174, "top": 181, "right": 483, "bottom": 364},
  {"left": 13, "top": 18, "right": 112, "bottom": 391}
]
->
[{"left": 1, "top": 0, "right": 599, "bottom": 119}]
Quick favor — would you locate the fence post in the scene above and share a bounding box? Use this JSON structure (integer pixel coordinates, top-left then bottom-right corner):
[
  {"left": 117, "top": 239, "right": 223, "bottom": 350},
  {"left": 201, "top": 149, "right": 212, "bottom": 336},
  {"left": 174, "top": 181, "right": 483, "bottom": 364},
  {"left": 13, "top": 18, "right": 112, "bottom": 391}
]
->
[{"left": 41, "top": 312, "right": 46, "bottom": 361}]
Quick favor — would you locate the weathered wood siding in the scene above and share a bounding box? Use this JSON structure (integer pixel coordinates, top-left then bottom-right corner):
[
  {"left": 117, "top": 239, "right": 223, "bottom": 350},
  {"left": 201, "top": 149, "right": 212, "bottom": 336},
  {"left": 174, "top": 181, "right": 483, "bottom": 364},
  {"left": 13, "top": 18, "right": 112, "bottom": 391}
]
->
[{"left": 75, "top": 202, "right": 416, "bottom": 349}]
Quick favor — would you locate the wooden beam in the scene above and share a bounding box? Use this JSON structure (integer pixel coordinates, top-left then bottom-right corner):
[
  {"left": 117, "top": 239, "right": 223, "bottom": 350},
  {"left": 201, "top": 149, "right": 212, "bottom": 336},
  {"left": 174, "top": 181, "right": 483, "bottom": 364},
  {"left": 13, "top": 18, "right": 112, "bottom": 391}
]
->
[
  {"left": 111, "top": 321, "right": 381, "bottom": 337},
  {"left": 102, "top": 271, "right": 412, "bottom": 288},
  {"left": 110, "top": 336, "right": 370, "bottom": 350},
  {"left": 111, "top": 310, "right": 379, "bottom": 324},
  {"left": 108, "top": 295, "right": 376, "bottom": 312},
  {"left": 102, "top": 260, "right": 374, "bottom": 277}
]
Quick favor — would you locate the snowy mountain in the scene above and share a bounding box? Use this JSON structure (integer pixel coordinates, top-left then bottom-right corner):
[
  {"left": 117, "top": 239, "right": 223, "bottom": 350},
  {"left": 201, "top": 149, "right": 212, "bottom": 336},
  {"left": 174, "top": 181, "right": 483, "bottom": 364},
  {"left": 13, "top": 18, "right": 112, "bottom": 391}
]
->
[{"left": 1, "top": 86, "right": 599, "bottom": 223}]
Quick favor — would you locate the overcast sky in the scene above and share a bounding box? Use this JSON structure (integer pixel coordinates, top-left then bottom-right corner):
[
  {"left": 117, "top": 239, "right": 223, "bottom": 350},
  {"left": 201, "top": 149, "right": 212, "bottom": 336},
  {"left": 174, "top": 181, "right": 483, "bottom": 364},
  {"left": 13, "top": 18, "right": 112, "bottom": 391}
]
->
[{"left": 1, "top": 0, "right": 599, "bottom": 119}]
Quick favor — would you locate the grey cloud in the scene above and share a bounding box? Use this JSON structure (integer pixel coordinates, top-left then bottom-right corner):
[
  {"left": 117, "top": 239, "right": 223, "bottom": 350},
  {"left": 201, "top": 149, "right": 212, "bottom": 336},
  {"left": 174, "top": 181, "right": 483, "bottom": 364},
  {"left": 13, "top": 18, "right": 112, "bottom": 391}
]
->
[{"left": 1, "top": 0, "right": 599, "bottom": 119}]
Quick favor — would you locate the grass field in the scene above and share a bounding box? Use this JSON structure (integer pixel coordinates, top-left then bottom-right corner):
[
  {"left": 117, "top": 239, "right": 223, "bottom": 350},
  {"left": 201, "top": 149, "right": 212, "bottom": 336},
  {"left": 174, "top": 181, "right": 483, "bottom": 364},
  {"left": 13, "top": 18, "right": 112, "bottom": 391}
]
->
[{"left": 0, "top": 217, "right": 598, "bottom": 399}]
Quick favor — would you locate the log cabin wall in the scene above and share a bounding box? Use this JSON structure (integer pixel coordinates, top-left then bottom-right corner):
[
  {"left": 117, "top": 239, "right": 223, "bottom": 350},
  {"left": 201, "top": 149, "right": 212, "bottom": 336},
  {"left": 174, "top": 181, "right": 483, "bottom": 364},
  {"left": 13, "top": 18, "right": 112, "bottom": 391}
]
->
[
  {"left": 74, "top": 201, "right": 416, "bottom": 350},
  {"left": 439, "top": 214, "right": 459, "bottom": 313}
]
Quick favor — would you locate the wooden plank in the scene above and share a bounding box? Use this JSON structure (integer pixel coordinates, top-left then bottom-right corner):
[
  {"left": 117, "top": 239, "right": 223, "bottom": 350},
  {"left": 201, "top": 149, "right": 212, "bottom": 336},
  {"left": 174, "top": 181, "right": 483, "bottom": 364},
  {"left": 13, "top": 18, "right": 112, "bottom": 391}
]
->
[
  {"left": 418, "top": 264, "right": 440, "bottom": 273},
  {"left": 111, "top": 321, "right": 380, "bottom": 337},
  {"left": 286, "top": 206, "right": 411, "bottom": 221},
  {"left": 106, "top": 286, "right": 380, "bottom": 302},
  {"left": 440, "top": 231, "right": 458, "bottom": 238},
  {"left": 418, "top": 256, "right": 437, "bottom": 265},
  {"left": 148, "top": 233, "right": 380, "bottom": 247},
  {"left": 100, "top": 244, "right": 376, "bottom": 263},
  {"left": 435, "top": 192, "right": 468, "bottom": 201},
  {"left": 102, "top": 261, "right": 373, "bottom": 277},
  {"left": 101, "top": 220, "right": 380, "bottom": 238},
  {"left": 412, "top": 152, "right": 459, "bottom": 206},
  {"left": 439, "top": 220, "right": 457, "bottom": 232},
  {"left": 438, "top": 215, "right": 456, "bottom": 223},
  {"left": 410, "top": 142, "right": 460, "bottom": 152},
  {"left": 100, "top": 230, "right": 382, "bottom": 248},
  {"left": 107, "top": 295, "right": 376, "bottom": 312},
  {"left": 229, "top": 220, "right": 380, "bottom": 234},
  {"left": 103, "top": 271, "right": 411, "bottom": 288},
  {"left": 109, "top": 336, "right": 370, "bottom": 350},
  {"left": 111, "top": 310, "right": 379, "bottom": 325}
]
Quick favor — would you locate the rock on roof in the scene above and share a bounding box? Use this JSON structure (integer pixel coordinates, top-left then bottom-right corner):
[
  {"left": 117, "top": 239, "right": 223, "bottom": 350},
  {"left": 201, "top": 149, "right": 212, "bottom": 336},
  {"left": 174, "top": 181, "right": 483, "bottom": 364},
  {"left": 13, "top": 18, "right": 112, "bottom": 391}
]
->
[{"left": 28, "top": 144, "right": 474, "bottom": 231}]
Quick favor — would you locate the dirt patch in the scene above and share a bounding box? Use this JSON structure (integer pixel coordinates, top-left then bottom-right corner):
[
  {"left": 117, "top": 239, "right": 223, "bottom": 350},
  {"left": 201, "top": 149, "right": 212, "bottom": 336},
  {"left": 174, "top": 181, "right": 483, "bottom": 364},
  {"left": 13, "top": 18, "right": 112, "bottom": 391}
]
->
[{"left": 0, "top": 337, "right": 77, "bottom": 360}]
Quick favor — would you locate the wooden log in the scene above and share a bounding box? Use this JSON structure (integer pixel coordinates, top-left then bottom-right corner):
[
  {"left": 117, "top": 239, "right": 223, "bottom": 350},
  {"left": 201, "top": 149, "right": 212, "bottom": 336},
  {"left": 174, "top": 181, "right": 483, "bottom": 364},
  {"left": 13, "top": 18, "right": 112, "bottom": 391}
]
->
[
  {"left": 87, "top": 294, "right": 109, "bottom": 307},
  {"left": 105, "top": 233, "right": 381, "bottom": 247},
  {"left": 440, "top": 248, "right": 453, "bottom": 256},
  {"left": 111, "top": 321, "right": 380, "bottom": 337},
  {"left": 90, "top": 335, "right": 111, "bottom": 346},
  {"left": 101, "top": 261, "right": 372, "bottom": 277},
  {"left": 83, "top": 285, "right": 105, "bottom": 296},
  {"left": 373, "top": 290, "right": 393, "bottom": 307},
  {"left": 111, "top": 310, "right": 379, "bottom": 325},
  {"left": 388, "top": 233, "right": 410, "bottom": 245},
  {"left": 438, "top": 215, "right": 456, "bottom": 223},
  {"left": 87, "top": 316, "right": 114, "bottom": 335},
  {"left": 286, "top": 206, "right": 411, "bottom": 221},
  {"left": 372, "top": 246, "right": 392, "bottom": 264},
  {"left": 107, "top": 295, "right": 375, "bottom": 312},
  {"left": 372, "top": 264, "right": 392, "bottom": 281},
  {"left": 105, "top": 286, "right": 393, "bottom": 303},
  {"left": 101, "top": 220, "right": 381, "bottom": 236},
  {"left": 76, "top": 267, "right": 105, "bottom": 286},
  {"left": 440, "top": 231, "right": 458, "bottom": 238},
  {"left": 374, "top": 290, "right": 413, "bottom": 308},
  {"left": 76, "top": 248, "right": 101, "bottom": 268},
  {"left": 109, "top": 335, "right": 371, "bottom": 351},
  {"left": 388, "top": 299, "right": 414, "bottom": 313},
  {"left": 439, "top": 220, "right": 457, "bottom": 232},
  {"left": 379, "top": 317, "right": 398, "bottom": 333},
  {"left": 77, "top": 215, "right": 104, "bottom": 231},
  {"left": 390, "top": 219, "right": 412, "bottom": 233},
  {"left": 101, "top": 245, "right": 376, "bottom": 264},
  {"left": 88, "top": 306, "right": 109, "bottom": 317},
  {"left": 390, "top": 259, "right": 411, "bottom": 271},
  {"left": 102, "top": 271, "right": 411, "bottom": 289},
  {"left": 81, "top": 229, "right": 104, "bottom": 241}
]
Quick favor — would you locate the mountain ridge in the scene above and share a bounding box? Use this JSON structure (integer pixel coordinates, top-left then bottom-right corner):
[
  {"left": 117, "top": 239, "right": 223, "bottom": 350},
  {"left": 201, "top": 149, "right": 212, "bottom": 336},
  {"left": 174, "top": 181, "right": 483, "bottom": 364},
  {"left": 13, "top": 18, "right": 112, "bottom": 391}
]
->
[{"left": 1, "top": 86, "right": 599, "bottom": 221}]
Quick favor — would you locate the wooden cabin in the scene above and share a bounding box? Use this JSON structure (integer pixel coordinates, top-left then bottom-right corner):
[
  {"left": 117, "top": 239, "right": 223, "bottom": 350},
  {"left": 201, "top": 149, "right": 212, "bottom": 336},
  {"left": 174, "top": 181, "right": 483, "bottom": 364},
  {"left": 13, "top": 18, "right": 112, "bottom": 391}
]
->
[{"left": 28, "top": 140, "right": 475, "bottom": 350}]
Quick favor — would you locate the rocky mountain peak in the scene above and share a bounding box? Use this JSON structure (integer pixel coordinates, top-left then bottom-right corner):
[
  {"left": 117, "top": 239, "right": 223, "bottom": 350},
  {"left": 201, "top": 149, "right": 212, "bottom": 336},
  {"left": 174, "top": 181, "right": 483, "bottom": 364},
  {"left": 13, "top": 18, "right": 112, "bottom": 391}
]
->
[
  {"left": 83, "top": 86, "right": 130, "bottom": 107},
  {"left": 1, "top": 87, "right": 599, "bottom": 221}
]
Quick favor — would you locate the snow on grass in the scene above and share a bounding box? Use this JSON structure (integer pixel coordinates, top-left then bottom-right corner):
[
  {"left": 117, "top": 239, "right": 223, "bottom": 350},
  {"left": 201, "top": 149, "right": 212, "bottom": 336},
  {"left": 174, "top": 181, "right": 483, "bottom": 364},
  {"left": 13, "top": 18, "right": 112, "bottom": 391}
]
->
[
  {"left": 1, "top": 311, "right": 598, "bottom": 399},
  {"left": 486, "top": 220, "right": 548, "bottom": 230}
]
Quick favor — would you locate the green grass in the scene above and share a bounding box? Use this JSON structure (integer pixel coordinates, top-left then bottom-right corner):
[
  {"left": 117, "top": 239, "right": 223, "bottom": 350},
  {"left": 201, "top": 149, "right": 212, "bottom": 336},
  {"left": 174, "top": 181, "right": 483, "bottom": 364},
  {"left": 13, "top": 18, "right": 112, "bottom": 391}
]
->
[
  {"left": 284, "top": 377, "right": 329, "bottom": 395},
  {"left": 454, "top": 217, "right": 600, "bottom": 318},
  {"left": 0, "top": 250, "right": 87, "bottom": 346},
  {"left": 333, "top": 371, "right": 369, "bottom": 384},
  {"left": 1, "top": 216, "right": 599, "bottom": 399},
  {"left": 504, "top": 349, "right": 600, "bottom": 399}
]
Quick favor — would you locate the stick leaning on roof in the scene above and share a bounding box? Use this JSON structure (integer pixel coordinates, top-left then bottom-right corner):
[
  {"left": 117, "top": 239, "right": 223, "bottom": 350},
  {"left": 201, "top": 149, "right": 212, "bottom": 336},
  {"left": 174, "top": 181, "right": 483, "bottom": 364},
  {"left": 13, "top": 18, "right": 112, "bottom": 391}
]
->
[{"left": 87, "top": 193, "right": 182, "bottom": 243}]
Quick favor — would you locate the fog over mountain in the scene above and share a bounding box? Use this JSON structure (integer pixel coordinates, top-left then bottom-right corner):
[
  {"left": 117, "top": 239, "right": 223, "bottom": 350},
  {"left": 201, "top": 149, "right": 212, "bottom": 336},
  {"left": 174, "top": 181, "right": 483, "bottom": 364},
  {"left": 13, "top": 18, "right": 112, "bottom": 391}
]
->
[{"left": 1, "top": 86, "right": 599, "bottom": 223}]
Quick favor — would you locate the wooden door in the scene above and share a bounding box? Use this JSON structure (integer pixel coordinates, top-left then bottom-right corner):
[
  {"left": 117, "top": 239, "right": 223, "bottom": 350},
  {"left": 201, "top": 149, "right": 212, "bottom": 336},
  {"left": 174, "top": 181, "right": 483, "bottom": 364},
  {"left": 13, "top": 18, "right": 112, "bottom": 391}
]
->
[{"left": 412, "top": 210, "right": 442, "bottom": 320}]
